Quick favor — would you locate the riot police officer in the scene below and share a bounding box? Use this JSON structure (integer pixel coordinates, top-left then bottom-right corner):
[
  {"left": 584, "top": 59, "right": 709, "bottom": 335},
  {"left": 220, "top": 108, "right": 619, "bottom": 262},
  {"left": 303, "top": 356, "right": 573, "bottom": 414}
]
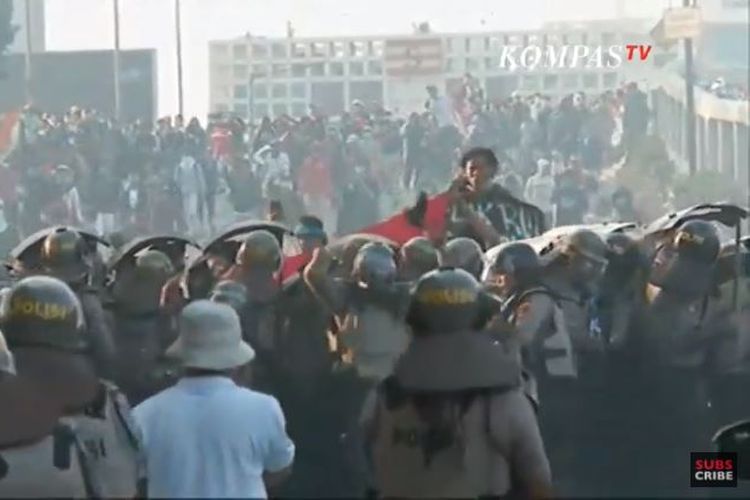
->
[
  {"left": 398, "top": 236, "right": 440, "bottom": 282},
  {"left": 39, "top": 227, "right": 116, "bottom": 378},
  {"left": 440, "top": 237, "right": 485, "bottom": 280},
  {"left": 509, "top": 229, "right": 609, "bottom": 496},
  {"left": 635, "top": 219, "right": 727, "bottom": 496},
  {"left": 304, "top": 241, "right": 410, "bottom": 382},
  {"left": 363, "top": 267, "right": 551, "bottom": 498},
  {"left": 0, "top": 328, "right": 98, "bottom": 497},
  {"left": 304, "top": 241, "right": 411, "bottom": 496},
  {"left": 2, "top": 276, "right": 142, "bottom": 497},
  {"left": 109, "top": 249, "right": 177, "bottom": 405}
]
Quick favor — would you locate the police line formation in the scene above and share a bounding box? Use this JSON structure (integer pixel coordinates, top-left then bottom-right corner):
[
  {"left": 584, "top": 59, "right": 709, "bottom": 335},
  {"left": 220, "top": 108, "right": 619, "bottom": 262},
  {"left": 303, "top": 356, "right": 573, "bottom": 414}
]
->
[{"left": 0, "top": 195, "right": 749, "bottom": 498}]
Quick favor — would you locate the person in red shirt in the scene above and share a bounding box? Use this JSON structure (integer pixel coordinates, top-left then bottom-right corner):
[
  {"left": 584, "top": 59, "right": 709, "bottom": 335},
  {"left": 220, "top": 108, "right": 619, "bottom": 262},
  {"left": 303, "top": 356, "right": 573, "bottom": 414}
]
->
[{"left": 297, "top": 142, "right": 335, "bottom": 231}]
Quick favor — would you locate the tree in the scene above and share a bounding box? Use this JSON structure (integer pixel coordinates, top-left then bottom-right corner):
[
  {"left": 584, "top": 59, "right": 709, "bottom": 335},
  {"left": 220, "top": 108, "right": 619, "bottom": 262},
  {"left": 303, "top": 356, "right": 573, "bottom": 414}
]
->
[{"left": 0, "top": 0, "right": 17, "bottom": 77}]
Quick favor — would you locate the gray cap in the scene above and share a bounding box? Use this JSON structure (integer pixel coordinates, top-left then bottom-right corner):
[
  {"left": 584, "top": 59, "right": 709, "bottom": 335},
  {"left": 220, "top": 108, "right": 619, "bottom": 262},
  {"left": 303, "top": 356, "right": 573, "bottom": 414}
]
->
[{"left": 167, "top": 300, "right": 255, "bottom": 370}]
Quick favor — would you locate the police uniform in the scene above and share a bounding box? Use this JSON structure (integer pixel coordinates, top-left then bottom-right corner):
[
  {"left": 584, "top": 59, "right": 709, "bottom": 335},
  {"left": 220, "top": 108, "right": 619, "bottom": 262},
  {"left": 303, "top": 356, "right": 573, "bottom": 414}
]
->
[
  {"left": 39, "top": 228, "right": 117, "bottom": 379},
  {"left": 632, "top": 220, "right": 724, "bottom": 496},
  {"left": 363, "top": 268, "right": 552, "bottom": 498},
  {"left": 109, "top": 250, "right": 177, "bottom": 405},
  {"left": 2, "top": 276, "right": 142, "bottom": 498}
]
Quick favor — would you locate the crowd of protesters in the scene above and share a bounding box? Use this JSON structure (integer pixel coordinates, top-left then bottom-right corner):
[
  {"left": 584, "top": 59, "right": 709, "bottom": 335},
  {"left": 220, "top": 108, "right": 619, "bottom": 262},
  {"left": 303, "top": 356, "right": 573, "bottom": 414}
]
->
[{"left": 0, "top": 77, "right": 651, "bottom": 257}]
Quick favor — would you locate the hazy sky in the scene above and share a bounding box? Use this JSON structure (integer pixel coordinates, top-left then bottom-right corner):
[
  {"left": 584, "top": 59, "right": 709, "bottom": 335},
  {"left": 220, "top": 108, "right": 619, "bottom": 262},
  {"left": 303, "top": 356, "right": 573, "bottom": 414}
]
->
[{"left": 44, "top": 0, "right": 665, "bottom": 119}]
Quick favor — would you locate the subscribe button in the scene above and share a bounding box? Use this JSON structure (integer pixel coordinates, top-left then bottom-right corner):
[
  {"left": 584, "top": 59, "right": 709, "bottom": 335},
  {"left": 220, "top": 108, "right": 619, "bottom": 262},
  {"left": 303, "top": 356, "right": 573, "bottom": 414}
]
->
[{"left": 691, "top": 452, "right": 738, "bottom": 488}]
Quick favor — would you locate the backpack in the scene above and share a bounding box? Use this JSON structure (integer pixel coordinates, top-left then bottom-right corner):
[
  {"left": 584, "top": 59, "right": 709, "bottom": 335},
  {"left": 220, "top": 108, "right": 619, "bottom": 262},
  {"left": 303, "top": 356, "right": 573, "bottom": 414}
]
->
[
  {"left": 61, "top": 381, "right": 142, "bottom": 499},
  {"left": 371, "top": 379, "right": 516, "bottom": 498},
  {"left": 0, "top": 422, "right": 98, "bottom": 498}
]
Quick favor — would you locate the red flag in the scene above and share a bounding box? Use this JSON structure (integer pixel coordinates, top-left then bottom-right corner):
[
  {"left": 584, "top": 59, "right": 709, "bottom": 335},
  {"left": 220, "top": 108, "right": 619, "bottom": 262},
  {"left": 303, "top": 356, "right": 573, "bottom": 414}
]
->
[{"left": 280, "top": 192, "right": 451, "bottom": 280}]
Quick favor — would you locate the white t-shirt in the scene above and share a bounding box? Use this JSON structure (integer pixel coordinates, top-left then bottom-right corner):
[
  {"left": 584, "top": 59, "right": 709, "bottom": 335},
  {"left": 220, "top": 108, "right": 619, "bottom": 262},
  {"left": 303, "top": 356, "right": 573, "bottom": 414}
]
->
[{"left": 133, "top": 377, "right": 295, "bottom": 499}]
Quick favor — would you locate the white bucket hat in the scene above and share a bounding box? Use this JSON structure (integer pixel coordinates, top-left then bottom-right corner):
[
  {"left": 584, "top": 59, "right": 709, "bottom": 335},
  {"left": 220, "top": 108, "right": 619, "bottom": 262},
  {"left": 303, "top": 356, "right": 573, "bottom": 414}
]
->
[{"left": 167, "top": 300, "right": 255, "bottom": 371}]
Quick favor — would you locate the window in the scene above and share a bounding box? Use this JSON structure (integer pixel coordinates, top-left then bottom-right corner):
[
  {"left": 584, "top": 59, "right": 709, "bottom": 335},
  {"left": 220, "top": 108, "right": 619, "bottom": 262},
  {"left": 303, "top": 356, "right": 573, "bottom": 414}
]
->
[
  {"left": 233, "top": 64, "right": 248, "bottom": 79},
  {"left": 272, "top": 84, "right": 287, "bottom": 98},
  {"left": 603, "top": 72, "right": 618, "bottom": 88},
  {"left": 465, "top": 58, "right": 478, "bottom": 72},
  {"left": 291, "top": 64, "right": 307, "bottom": 77},
  {"left": 484, "top": 37, "right": 491, "bottom": 51},
  {"left": 562, "top": 74, "right": 579, "bottom": 88},
  {"left": 332, "top": 42, "right": 346, "bottom": 58},
  {"left": 601, "top": 32, "right": 616, "bottom": 45},
  {"left": 291, "top": 82, "right": 306, "bottom": 98},
  {"left": 272, "top": 103, "right": 288, "bottom": 117},
  {"left": 233, "top": 103, "right": 248, "bottom": 117},
  {"left": 583, "top": 73, "right": 599, "bottom": 88},
  {"left": 485, "top": 57, "right": 498, "bottom": 70},
  {"left": 446, "top": 38, "right": 455, "bottom": 53},
  {"left": 330, "top": 62, "right": 344, "bottom": 76},
  {"left": 349, "top": 61, "right": 364, "bottom": 76},
  {"left": 215, "top": 103, "right": 229, "bottom": 112},
  {"left": 291, "top": 102, "right": 307, "bottom": 117},
  {"left": 464, "top": 38, "right": 471, "bottom": 52},
  {"left": 234, "top": 84, "right": 248, "bottom": 99},
  {"left": 233, "top": 44, "right": 247, "bottom": 59},
  {"left": 445, "top": 58, "right": 454, "bottom": 72},
  {"left": 252, "top": 83, "right": 268, "bottom": 99},
  {"left": 272, "top": 64, "right": 288, "bottom": 77},
  {"left": 350, "top": 41, "right": 366, "bottom": 57},
  {"left": 543, "top": 74, "right": 559, "bottom": 90},
  {"left": 310, "top": 62, "right": 325, "bottom": 76},
  {"left": 252, "top": 44, "right": 268, "bottom": 58},
  {"left": 311, "top": 42, "right": 327, "bottom": 57},
  {"left": 292, "top": 42, "right": 307, "bottom": 58},
  {"left": 272, "top": 43, "right": 287, "bottom": 58},
  {"left": 521, "top": 75, "right": 538, "bottom": 90},
  {"left": 251, "top": 64, "right": 267, "bottom": 77},
  {"left": 253, "top": 103, "right": 268, "bottom": 119},
  {"left": 367, "top": 60, "right": 382, "bottom": 75},
  {"left": 371, "top": 40, "right": 384, "bottom": 57}
]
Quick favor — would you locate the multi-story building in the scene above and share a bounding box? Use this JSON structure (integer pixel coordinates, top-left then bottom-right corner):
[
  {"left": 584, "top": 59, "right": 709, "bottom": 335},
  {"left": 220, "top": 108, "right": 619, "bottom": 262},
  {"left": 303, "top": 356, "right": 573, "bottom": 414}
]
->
[
  {"left": 209, "top": 24, "right": 650, "bottom": 121},
  {"left": 9, "top": 0, "right": 46, "bottom": 54}
]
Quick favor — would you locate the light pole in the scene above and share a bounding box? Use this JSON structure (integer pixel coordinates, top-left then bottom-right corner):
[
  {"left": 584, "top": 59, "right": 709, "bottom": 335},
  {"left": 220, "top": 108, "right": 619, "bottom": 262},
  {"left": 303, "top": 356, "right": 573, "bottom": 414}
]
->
[
  {"left": 113, "top": 0, "right": 122, "bottom": 121},
  {"left": 683, "top": 0, "right": 697, "bottom": 176},
  {"left": 175, "top": 0, "right": 184, "bottom": 117},
  {"left": 23, "top": 0, "right": 33, "bottom": 104}
]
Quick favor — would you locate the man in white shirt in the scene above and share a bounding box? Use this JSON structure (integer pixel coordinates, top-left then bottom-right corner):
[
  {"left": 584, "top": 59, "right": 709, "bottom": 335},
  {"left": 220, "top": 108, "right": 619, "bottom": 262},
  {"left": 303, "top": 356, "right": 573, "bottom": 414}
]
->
[
  {"left": 426, "top": 85, "right": 456, "bottom": 129},
  {"left": 133, "top": 301, "right": 295, "bottom": 499},
  {"left": 174, "top": 154, "right": 206, "bottom": 236}
]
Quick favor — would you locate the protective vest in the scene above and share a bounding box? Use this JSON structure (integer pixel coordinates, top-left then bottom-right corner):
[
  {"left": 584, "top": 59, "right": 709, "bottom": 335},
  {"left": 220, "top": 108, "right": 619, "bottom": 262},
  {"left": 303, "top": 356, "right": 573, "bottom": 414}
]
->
[
  {"left": 62, "top": 381, "right": 142, "bottom": 498},
  {"left": 507, "top": 287, "right": 579, "bottom": 379},
  {"left": 371, "top": 379, "right": 515, "bottom": 498},
  {"left": 0, "top": 423, "right": 96, "bottom": 498},
  {"left": 339, "top": 303, "right": 410, "bottom": 381}
]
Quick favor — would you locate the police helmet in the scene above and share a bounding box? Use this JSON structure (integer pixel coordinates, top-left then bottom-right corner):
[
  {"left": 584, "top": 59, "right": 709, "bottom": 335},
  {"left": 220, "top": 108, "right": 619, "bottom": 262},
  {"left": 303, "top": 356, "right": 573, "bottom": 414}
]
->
[
  {"left": 407, "top": 267, "right": 482, "bottom": 334},
  {"left": 1, "top": 276, "right": 86, "bottom": 352},
  {"left": 134, "top": 250, "right": 175, "bottom": 281},
  {"left": 441, "top": 237, "right": 484, "bottom": 280},
  {"left": 40, "top": 227, "right": 91, "bottom": 284},
  {"left": 294, "top": 215, "right": 328, "bottom": 245},
  {"left": 670, "top": 220, "right": 721, "bottom": 264},
  {"left": 352, "top": 242, "right": 397, "bottom": 288},
  {"left": 209, "top": 280, "right": 248, "bottom": 312},
  {"left": 399, "top": 237, "right": 440, "bottom": 281},
  {"left": 558, "top": 229, "right": 609, "bottom": 283},
  {"left": 235, "top": 230, "right": 282, "bottom": 273},
  {"left": 649, "top": 220, "right": 720, "bottom": 295},
  {"left": 486, "top": 242, "right": 540, "bottom": 288}
]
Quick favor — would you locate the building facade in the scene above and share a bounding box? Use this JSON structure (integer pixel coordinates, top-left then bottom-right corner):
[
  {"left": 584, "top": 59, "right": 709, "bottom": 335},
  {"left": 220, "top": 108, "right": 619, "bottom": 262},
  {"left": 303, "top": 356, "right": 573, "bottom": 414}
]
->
[
  {"left": 209, "top": 25, "right": 649, "bottom": 121},
  {"left": 9, "top": 0, "right": 45, "bottom": 54}
]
